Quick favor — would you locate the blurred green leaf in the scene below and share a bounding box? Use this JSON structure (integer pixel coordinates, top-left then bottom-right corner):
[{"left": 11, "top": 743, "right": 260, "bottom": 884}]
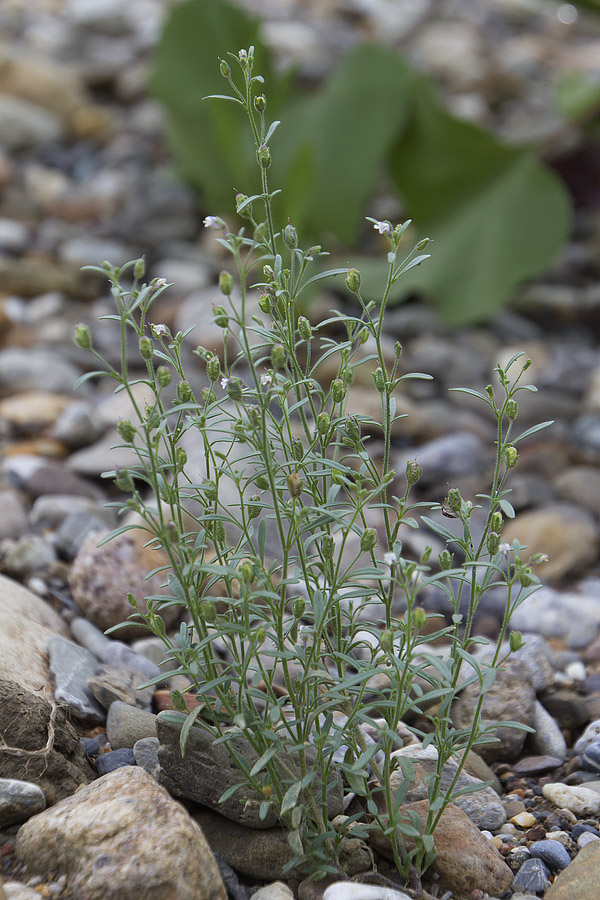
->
[{"left": 556, "top": 71, "right": 600, "bottom": 120}]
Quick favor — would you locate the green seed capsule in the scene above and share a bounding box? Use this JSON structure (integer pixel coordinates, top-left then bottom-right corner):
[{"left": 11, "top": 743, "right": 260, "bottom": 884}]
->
[
  {"left": 292, "top": 437, "right": 304, "bottom": 461},
  {"left": 439, "top": 549, "right": 453, "bottom": 571},
  {"left": 271, "top": 344, "right": 286, "bottom": 369},
  {"left": 156, "top": 366, "right": 171, "bottom": 388},
  {"left": 406, "top": 460, "right": 422, "bottom": 487},
  {"left": 283, "top": 223, "right": 297, "bottom": 249},
  {"left": 134, "top": 257, "right": 146, "bottom": 279},
  {"left": 114, "top": 467, "right": 135, "bottom": 492},
  {"left": 321, "top": 534, "right": 335, "bottom": 560},
  {"left": 487, "top": 532, "right": 501, "bottom": 556},
  {"left": 506, "top": 399, "right": 518, "bottom": 421},
  {"left": 509, "top": 630, "right": 525, "bottom": 652},
  {"left": 413, "top": 607, "right": 427, "bottom": 630},
  {"left": 297, "top": 316, "right": 311, "bottom": 342},
  {"left": 254, "top": 94, "right": 266, "bottom": 113},
  {"left": 177, "top": 380, "right": 192, "bottom": 403},
  {"left": 176, "top": 447, "right": 187, "bottom": 469},
  {"left": 201, "top": 599, "right": 217, "bottom": 623},
  {"left": 491, "top": 511, "right": 503, "bottom": 533},
  {"left": 380, "top": 629, "right": 393, "bottom": 653},
  {"left": 74, "top": 323, "right": 92, "bottom": 349},
  {"left": 360, "top": 528, "right": 376, "bottom": 552},
  {"left": 219, "top": 270, "right": 234, "bottom": 296},
  {"left": 139, "top": 335, "right": 153, "bottom": 360},
  {"left": 257, "top": 144, "right": 271, "bottom": 168},
  {"left": 317, "top": 412, "right": 330, "bottom": 435},
  {"left": 169, "top": 689, "right": 188, "bottom": 712},
  {"left": 240, "top": 561, "right": 254, "bottom": 584},
  {"left": 505, "top": 446, "right": 518, "bottom": 468},
  {"left": 206, "top": 355, "right": 221, "bottom": 382},
  {"left": 287, "top": 472, "right": 303, "bottom": 498},
  {"left": 292, "top": 595, "right": 306, "bottom": 618},
  {"left": 373, "top": 368, "right": 385, "bottom": 392},
  {"left": 331, "top": 379, "right": 345, "bottom": 403},
  {"left": 258, "top": 293, "right": 272, "bottom": 314},
  {"left": 219, "top": 59, "right": 231, "bottom": 78},
  {"left": 345, "top": 268, "right": 361, "bottom": 293},
  {"left": 117, "top": 419, "right": 136, "bottom": 443},
  {"left": 213, "top": 305, "right": 229, "bottom": 328}
]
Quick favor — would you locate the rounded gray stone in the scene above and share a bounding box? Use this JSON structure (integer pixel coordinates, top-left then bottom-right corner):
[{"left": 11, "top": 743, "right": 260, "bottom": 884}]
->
[
  {"left": 106, "top": 701, "right": 157, "bottom": 749},
  {"left": 0, "top": 778, "right": 46, "bottom": 827}
]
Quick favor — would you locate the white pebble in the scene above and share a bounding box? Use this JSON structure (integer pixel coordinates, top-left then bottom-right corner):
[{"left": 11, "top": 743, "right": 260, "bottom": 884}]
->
[
  {"left": 578, "top": 832, "right": 600, "bottom": 848},
  {"left": 324, "top": 884, "right": 412, "bottom": 900},
  {"left": 542, "top": 782, "right": 600, "bottom": 815}
]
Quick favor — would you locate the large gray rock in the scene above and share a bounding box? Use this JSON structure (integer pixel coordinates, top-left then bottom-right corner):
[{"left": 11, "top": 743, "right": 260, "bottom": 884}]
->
[
  {"left": 48, "top": 635, "right": 105, "bottom": 725},
  {"left": 452, "top": 657, "right": 537, "bottom": 763},
  {"left": 15, "top": 766, "right": 226, "bottom": 900},
  {"left": 157, "top": 715, "right": 344, "bottom": 829}
]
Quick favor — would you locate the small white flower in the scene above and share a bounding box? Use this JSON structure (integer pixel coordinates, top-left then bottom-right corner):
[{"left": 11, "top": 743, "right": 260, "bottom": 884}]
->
[
  {"left": 260, "top": 373, "right": 272, "bottom": 387},
  {"left": 220, "top": 377, "right": 231, "bottom": 390},
  {"left": 499, "top": 542, "right": 512, "bottom": 558},
  {"left": 203, "top": 215, "right": 225, "bottom": 230},
  {"left": 151, "top": 323, "right": 169, "bottom": 337},
  {"left": 372, "top": 220, "right": 392, "bottom": 235},
  {"left": 383, "top": 551, "right": 397, "bottom": 567},
  {"left": 152, "top": 278, "right": 168, "bottom": 289}
]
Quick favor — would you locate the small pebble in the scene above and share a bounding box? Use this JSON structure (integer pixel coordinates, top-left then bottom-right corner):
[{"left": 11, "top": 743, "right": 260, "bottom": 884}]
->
[
  {"left": 95, "top": 748, "right": 136, "bottom": 776},
  {"left": 529, "top": 838, "right": 572, "bottom": 871},
  {"left": 578, "top": 831, "right": 600, "bottom": 848},
  {"left": 581, "top": 740, "right": 600, "bottom": 773},
  {"left": 512, "top": 856, "right": 552, "bottom": 893},
  {"left": 542, "top": 782, "right": 600, "bottom": 815}
]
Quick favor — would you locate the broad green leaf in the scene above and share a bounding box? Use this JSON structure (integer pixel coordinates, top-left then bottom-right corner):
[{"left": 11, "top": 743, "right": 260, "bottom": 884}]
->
[
  {"left": 556, "top": 71, "right": 600, "bottom": 119},
  {"left": 385, "top": 81, "right": 571, "bottom": 323}
]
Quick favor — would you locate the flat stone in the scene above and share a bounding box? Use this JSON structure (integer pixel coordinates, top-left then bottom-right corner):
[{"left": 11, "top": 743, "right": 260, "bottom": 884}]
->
[
  {"left": 513, "top": 856, "right": 552, "bottom": 893},
  {"left": 0, "top": 534, "right": 57, "bottom": 580},
  {"left": 324, "top": 886, "right": 412, "bottom": 900},
  {"left": 157, "top": 715, "right": 344, "bottom": 829},
  {"left": 87, "top": 664, "right": 155, "bottom": 711},
  {"left": 95, "top": 747, "right": 136, "bottom": 775},
  {"left": 531, "top": 699, "right": 568, "bottom": 760},
  {"left": 14, "top": 766, "right": 226, "bottom": 900},
  {"left": 133, "top": 737, "right": 160, "bottom": 779},
  {"left": 0, "top": 778, "right": 46, "bottom": 827},
  {"left": 106, "top": 701, "right": 157, "bottom": 749},
  {"left": 48, "top": 635, "right": 105, "bottom": 725},
  {"left": 543, "top": 783, "right": 600, "bottom": 815}
]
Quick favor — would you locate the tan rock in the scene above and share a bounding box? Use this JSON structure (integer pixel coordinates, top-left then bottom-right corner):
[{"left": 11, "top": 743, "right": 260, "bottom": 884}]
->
[
  {"left": 501, "top": 503, "right": 598, "bottom": 582},
  {"left": 370, "top": 800, "right": 513, "bottom": 899},
  {"left": 15, "top": 767, "right": 226, "bottom": 900},
  {"left": 0, "top": 392, "right": 72, "bottom": 432},
  {"left": 0, "top": 573, "right": 68, "bottom": 692},
  {"left": 68, "top": 528, "right": 180, "bottom": 640},
  {"left": 544, "top": 838, "right": 600, "bottom": 899}
]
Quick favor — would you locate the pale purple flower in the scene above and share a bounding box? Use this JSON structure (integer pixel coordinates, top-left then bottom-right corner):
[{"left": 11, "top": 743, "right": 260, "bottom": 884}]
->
[
  {"left": 220, "top": 377, "right": 231, "bottom": 390},
  {"left": 203, "top": 215, "right": 225, "bottom": 230},
  {"left": 372, "top": 220, "right": 392, "bottom": 235},
  {"left": 151, "top": 323, "right": 169, "bottom": 337},
  {"left": 260, "top": 373, "right": 272, "bottom": 387},
  {"left": 383, "top": 552, "right": 397, "bottom": 567}
]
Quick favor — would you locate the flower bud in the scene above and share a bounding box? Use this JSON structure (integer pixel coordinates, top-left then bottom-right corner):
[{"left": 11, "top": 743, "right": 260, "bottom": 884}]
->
[
  {"left": 235, "top": 192, "right": 251, "bottom": 217},
  {"left": 321, "top": 534, "right": 335, "bottom": 560},
  {"left": 394, "top": 341, "right": 403, "bottom": 359},
  {"left": 258, "top": 293, "right": 272, "bottom": 314},
  {"left": 117, "top": 419, "right": 136, "bottom": 443},
  {"left": 254, "top": 221, "right": 267, "bottom": 242},
  {"left": 201, "top": 599, "right": 217, "bottom": 623},
  {"left": 491, "top": 511, "right": 503, "bottom": 533},
  {"left": 255, "top": 626, "right": 266, "bottom": 646},
  {"left": 358, "top": 328, "right": 369, "bottom": 345},
  {"left": 439, "top": 549, "right": 453, "bottom": 571},
  {"left": 283, "top": 223, "right": 297, "bottom": 249},
  {"left": 446, "top": 488, "right": 461, "bottom": 514},
  {"left": 380, "top": 629, "right": 394, "bottom": 653},
  {"left": 317, "top": 412, "right": 330, "bottom": 435},
  {"left": 420, "top": 545, "right": 432, "bottom": 565},
  {"left": 206, "top": 355, "right": 221, "bottom": 382},
  {"left": 506, "top": 399, "right": 518, "bottom": 421},
  {"left": 360, "top": 528, "right": 377, "bottom": 553},
  {"left": 219, "top": 59, "right": 231, "bottom": 79},
  {"left": 297, "top": 316, "right": 311, "bottom": 342},
  {"left": 213, "top": 305, "right": 229, "bottom": 328},
  {"left": 240, "top": 561, "right": 254, "bottom": 584},
  {"left": 219, "top": 270, "right": 234, "bottom": 296},
  {"left": 114, "top": 467, "right": 135, "bottom": 492},
  {"left": 346, "top": 416, "right": 361, "bottom": 444},
  {"left": 415, "top": 237, "right": 430, "bottom": 251},
  {"left": 485, "top": 384, "right": 494, "bottom": 400},
  {"left": 345, "top": 268, "right": 361, "bottom": 293},
  {"left": 134, "top": 257, "right": 146, "bottom": 279},
  {"left": 331, "top": 379, "right": 345, "bottom": 403},
  {"left": 177, "top": 380, "right": 192, "bottom": 403},
  {"left": 139, "top": 335, "right": 153, "bottom": 360},
  {"left": 373, "top": 367, "right": 386, "bottom": 392},
  {"left": 487, "top": 532, "right": 501, "bottom": 556},
  {"left": 74, "top": 323, "right": 92, "bottom": 350},
  {"left": 292, "top": 437, "right": 304, "bottom": 461},
  {"left": 156, "top": 366, "right": 171, "bottom": 388},
  {"left": 505, "top": 445, "right": 518, "bottom": 468},
  {"left": 176, "top": 447, "right": 187, "bottom": 469},
  {"left": 254, "top": 94, "right": 266, "bottom": 112},
  {"left": 271, "top": 344, "right": 286, "bottom": 369},
  {"left": 169, "top": 689, "right": 188, "bottom": 712},
  {"left": 257, "top": 144, "right": 271, "bottom": 168},
  {"left": 406, "top": 460, "right": 422, "bottom": 487},
  {"left": 287, "top": 472, "right": 303, "bottom": 498},
  {"left": 509, "top": 631, "right": 525, "bottom": 652},
  {"left": 413, "top": 607, "right": 427, "bottom": 630},
  {"left": 292, "top": 595, "right": 306, "bottom": 618},
  {"left": 519, "top": 567, "right": 534, "bottom": 587}
]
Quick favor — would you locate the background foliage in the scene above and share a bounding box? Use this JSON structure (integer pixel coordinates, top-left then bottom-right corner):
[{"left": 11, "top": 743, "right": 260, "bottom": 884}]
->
[{"left": 149, "top": 0, "right": 572, "bottom": 324}]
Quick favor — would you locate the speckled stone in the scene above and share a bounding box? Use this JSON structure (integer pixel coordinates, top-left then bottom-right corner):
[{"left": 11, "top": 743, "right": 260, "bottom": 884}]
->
[{"left": 0, "top": 779, "right": 46, "bottom": 827}]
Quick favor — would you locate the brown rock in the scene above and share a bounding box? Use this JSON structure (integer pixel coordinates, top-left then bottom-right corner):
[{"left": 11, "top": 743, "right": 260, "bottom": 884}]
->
[
  {"left": 0, "top": 392, "right": 72, "bottom": 433},
  {"left": 0, "top": 678, "right": 93, "bottom": 804},
  {"left": 69, "top": 529, "right": 180, "bottom": 640},
  {"left": 15, "top": 767, "right": 226, "bottom": 900},
  {"left": 370, "top": 800, "right": 513, "bottom": 899}
]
